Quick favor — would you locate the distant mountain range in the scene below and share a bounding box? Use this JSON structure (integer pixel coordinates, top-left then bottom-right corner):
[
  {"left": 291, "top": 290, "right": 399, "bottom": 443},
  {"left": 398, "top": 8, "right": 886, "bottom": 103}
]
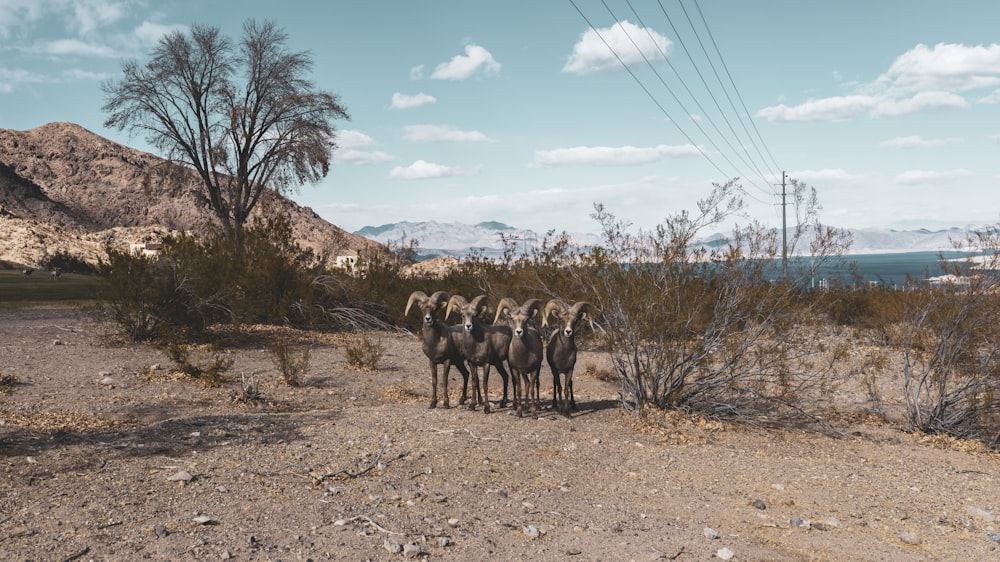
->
[
  {"left": 355, "top": 221, "right": 981, "bottom": 261},
  {"left": 354, "top": 221, "right": 601, "bottom": 260}
]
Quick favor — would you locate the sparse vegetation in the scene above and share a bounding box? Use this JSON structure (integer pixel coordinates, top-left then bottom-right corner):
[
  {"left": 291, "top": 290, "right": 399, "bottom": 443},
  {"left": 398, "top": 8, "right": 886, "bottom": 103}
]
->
[
  {"left": 164, "top": 342, "right": 233, "bottom": 387},
  {"left": 345, "top": 333, "right": 385, "bottom": 372},
  {"left": 0, "top": 371, "right": 19, "bottom": 394},
  {"left": 269, "top": 338, "right": 311, "bottom": 387}
]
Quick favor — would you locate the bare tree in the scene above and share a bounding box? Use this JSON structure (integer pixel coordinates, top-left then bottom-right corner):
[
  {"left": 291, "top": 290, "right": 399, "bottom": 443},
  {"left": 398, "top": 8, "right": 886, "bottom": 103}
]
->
[{"left": 102, "top": 20, "right": 349, "bottom": 230}]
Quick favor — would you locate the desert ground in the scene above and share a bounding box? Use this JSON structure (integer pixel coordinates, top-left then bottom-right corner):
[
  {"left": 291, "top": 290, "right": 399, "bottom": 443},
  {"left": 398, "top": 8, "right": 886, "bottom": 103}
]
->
[{"left": 2, "top": 304, "right": 1000, "bottom": 561}]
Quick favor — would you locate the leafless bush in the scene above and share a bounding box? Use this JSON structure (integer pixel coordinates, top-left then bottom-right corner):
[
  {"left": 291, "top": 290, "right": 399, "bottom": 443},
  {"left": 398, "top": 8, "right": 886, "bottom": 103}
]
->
[
  {"left": 564, "top": 180, "right": 852, "bottom": 427},
  {"left": 883, "top": 228, "right": 1000, "bottom": 441}
]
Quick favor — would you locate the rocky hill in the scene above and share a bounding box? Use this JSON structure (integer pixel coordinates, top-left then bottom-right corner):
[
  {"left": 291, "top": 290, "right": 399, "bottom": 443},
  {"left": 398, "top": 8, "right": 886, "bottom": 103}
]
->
[{"left": 0, "top": 122, "right": 378, "bottom": 269}]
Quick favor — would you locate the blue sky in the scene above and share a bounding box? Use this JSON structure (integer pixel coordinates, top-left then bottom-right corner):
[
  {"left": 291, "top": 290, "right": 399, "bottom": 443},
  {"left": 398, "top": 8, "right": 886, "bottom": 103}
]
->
[{"left": 3, "top": 0, "right": 1000, "bottom": 237}]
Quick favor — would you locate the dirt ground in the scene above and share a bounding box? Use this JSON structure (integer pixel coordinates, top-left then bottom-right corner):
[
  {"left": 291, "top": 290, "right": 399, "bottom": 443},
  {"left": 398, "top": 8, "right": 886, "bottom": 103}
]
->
[{"left": 2, "top": 306, "right": 1000, "bottom": 561}]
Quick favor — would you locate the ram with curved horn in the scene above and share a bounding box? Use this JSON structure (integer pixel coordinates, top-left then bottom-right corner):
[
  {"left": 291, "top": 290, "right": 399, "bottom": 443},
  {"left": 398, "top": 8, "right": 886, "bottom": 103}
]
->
[
  {"left": 494, "top": 298, "right": 545, "bottom": 417},
  {"left": 405, "top": 290, "right": 472, "bottom": 409},
  {"left": 543, "top": 299, "right": 596, "bottom": 415},
  {"left": 446, "top": 294, "right": 512, "bottom": 413}
]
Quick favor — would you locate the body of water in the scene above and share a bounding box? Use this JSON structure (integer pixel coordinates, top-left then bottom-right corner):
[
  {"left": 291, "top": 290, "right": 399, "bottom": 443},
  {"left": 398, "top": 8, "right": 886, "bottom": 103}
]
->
[{"left": 799, "top": 251, "right": 979, "bottom": 288}]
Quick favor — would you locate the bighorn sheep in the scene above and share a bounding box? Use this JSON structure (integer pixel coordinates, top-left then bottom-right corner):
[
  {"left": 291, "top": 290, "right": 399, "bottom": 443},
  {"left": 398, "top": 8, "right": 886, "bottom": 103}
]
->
[
  {"left": 22, "top": 268, "right": 33, "bottom": 276},
  {"left": 446, "top": 294, "right": 512, "bottom": 413},
  {"left": 50, "top": 267, "right": 62, "bottom": 280},
  {"left": 405, "top": 290, "right": 472, "bottom": 409},
  {"left": 494, "top": 298, "right": 544, "bottom": 417},
  {"left": 543, "top": 300, "right": 595, "bottom": 414}
]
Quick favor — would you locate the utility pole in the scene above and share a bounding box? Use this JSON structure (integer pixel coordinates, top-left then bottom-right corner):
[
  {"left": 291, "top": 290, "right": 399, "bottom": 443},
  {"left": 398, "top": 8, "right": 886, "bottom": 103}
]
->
[{"left": 781, "top": 171, "right": 788, "bottom": 280}]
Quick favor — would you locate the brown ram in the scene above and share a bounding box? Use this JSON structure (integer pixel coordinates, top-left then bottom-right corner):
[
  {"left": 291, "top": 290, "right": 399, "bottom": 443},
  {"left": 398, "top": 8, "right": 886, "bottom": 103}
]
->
[
  {"left": 542, "top": 300, "right": 595, "bottom": 415},
  {"left": 446, "top": 294, "right": 512, "bottom": 413},
  {"left": 405, "top": 290, "right": 472, "bottom": 409},
  {"left": 494, "top": 298, "right": 544, "bottom": 417}
]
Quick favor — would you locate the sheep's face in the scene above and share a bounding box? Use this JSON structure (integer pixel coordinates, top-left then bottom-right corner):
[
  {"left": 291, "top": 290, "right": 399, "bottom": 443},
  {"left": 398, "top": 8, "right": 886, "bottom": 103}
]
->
[
  {"left": 418, "top": 301, "right": 438, "bottom": 326},
  {"left": 455, "top": 306, "right": 477, "bottom": 333},
  {"left": 511, "top": 311, "right": 532, "bottom": 338},
  {"left": 555, "top": 312, "right": 578, "bottom": 338}
]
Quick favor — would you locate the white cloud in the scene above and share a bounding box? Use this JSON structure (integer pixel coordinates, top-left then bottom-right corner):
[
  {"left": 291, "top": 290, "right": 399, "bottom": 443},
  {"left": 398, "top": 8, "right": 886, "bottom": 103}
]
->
[
  {"left": 403, "top": 125, "right": 491, "bottom": 143},
  {"left": 388, "top": 160, "right": 460, "bottom": 180},
  {"left": 789, "top": 168, "right": 867, "bottom": 183},
  {"left": 38, "top": 37, "right": 116, "bottom": 57},
  {"left": 878, "top": 43, "right": 1000, "bottom": 94},
  {"left": 62, "top": 67, "right": 110, "bottom": 81},
  {"left": 0, "top": 0, "right": 44, "bottom": 39},
  {"left": 337, "top": 130, "right": 376, "bottom": 149},
  {"left": 879, "top": 135, "right": 963, "bottom": 149},
  {"left": 533, "top": 144, "right": 701, "bottom": 167},
  {"left": 430, "top": 44, "right": 500, "bottom": 80},
  {"left": 563, "top": 20, "right": 670, "bottom": 75},
  {"left": 68, "top": 0, "right": 126, "bottom": 35},
  {"left": 390, "top": 92, "right": 436, "bottom": 109},
  {"left": 0, "top": 67, "right": 46, "bottom": 93},
  {"left": 870, "top": 91, "right": 968, "bottom": 117},
  {"left": 756, "top": 95, "right": 876, "bottom": 122},
  {"left": 335, "top": 149, "right": 394, "bottom": 165},
  {"left": 409, "top": 65, "right": 424, "bottom": 80},
  {"left": 759, "top": 43, "right": 1000, "bottom": 122},
  {"left": 133, "top": 21, "right": 187, "bottom": 45},
  {"left": 334, "top": 130, "right": 393, "bottom": 164},
  {"left": 895, "top": 169, "right": 973, "bottom": 185},
  {"left": 990, "top": 133, "right": 1000, "bottom": 143}
]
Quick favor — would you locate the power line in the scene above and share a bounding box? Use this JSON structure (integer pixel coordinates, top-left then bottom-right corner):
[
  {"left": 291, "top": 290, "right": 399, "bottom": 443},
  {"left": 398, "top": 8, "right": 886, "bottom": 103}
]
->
[
  {"left": 568, "top": 0, "right": 788, "bottom": 219},
  {"left": 620, "top": 0, "right": 776, "bottom": 198},
  {"left": 651, "top": 0, "right": 775, "bottom": 188},
  {"left": 692, "top": 0, "right": 783, "bottom": 174},
  {"left": 566, "top": 0, "right": 744, "bottom": 191}
]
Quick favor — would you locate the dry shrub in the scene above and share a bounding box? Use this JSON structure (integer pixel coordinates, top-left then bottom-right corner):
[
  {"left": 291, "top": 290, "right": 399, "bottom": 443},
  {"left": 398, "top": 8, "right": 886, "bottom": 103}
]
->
[
  {"left": 269, "top": 338, "right": 311, "bottom": 386},
  {"left": 234, "top": 372, "right": 264, "bottom": 403},
  {"left": 346, "top": 333, "right": 385, "bottom": 372},
  {"left": 580, "top": 360, "right": 616, "bottom": 383},
  {"left": 165, "top": 342, "right": 233, "bottom": 387},
  {"left": 0, "top": 371, "right": 20, "bottom": 394}
]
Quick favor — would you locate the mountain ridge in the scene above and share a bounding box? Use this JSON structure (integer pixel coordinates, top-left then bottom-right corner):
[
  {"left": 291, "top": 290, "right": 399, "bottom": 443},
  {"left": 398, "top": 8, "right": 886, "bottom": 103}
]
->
[
  {"left": 0, "top": 122, "right": 378, "bottom": 268},
  {"left": 354, "top": 220, "right": 983, "bottom": 261}
]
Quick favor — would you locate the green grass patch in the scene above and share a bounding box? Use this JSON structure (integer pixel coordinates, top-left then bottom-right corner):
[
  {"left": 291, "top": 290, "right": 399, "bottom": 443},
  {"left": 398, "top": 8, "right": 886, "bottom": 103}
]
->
[{"left": 0, "top": 271, "right": 103, "bottom": 305}]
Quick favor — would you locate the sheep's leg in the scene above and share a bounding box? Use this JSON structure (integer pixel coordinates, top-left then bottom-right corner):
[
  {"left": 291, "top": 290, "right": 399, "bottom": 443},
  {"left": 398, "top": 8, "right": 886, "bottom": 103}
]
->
[
  {"left": 552, "top": 369, "right": 563, "bottom": 411},
  {"left": 491, "top": 362, "right": 510, "bottom": 412},
  {"left": 456, "top": 360, "right": 470, "bottom": 405},
  {"left": 560, "top": 371, "right": 574, "bottom": 416},
  {"left": 468, "top": 365, "right": 480, "bottom": 411},
  {"left": 481, "top": 364, "right": 492, "bottom": 414},
  {"left": 496, "top": 362, "right": 509, "bottom": 409},
  {"left": 510, "top": 368, "right": 521, "bottom": 416},
  {"left": 529, "top": 368, "right": 540, "bottom": 417},
  {"left": 440, "top": 361, "right": 452, "bottom": 409},
  {"left": 428, "top": 360, "right": 439, "bottom": 409},
  {"left": 568, "top": 370, "right": 577, "bottom": 411}
]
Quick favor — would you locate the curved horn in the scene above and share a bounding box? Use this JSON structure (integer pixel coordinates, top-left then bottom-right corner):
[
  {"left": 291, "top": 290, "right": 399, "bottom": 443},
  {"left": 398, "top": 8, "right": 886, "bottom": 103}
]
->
[
  {"left": 523, "top": 298, "right": 543, "bottom": 319},
  {"left": 445, "top": 294, "right": 468, "bottom": 320},
  {"left": 542, "top": 299, "right": 566, "bottom": 328},
  {"left": 470, "top": 294, "right": 490, "bottom": 317},
  {"left": 572, "top": 301, "right": 595, "bottom": 331},
  {"left": 429, "top": 290, "right": 450, "bottom": 310},
  {"left": 494, "top": 297, "right": 519, "bottom": 324},
  {"left": 405, "top": 291, "right": 428, "bottom": 317}
]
